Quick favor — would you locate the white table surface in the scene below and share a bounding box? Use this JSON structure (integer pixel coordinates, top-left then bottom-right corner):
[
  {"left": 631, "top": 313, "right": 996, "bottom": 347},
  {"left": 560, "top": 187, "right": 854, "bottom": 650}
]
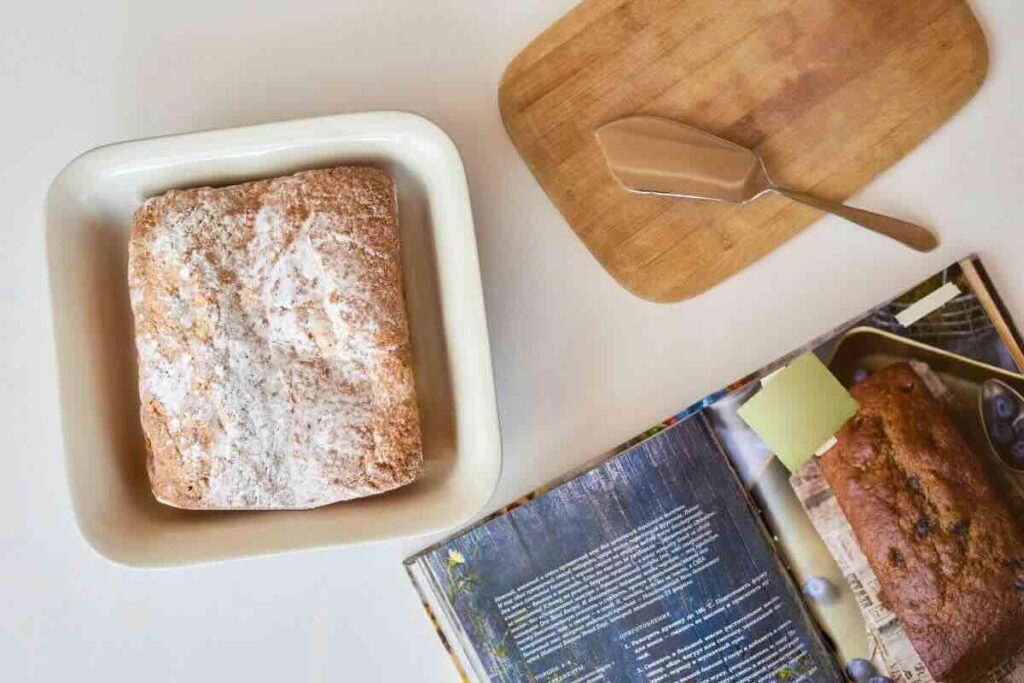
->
[{"left": 3, "top": 1, "right": 1022, "bottom": 680}]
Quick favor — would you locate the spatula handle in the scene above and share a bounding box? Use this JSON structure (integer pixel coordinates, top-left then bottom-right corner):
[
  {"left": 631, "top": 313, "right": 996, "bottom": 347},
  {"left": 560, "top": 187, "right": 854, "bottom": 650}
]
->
[{"left": 773, "top": 187, "right": 939, "bottom": 253}]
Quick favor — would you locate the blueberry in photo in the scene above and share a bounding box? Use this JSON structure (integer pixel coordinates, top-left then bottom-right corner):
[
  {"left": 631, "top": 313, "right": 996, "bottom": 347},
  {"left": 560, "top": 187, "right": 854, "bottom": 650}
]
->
[
  {"left": 915, "top": 517, "right": 932, "bottom": 536},
  {"left": 1014, "top": 415, "right": 1024, "bottom": 439},
  {"left": 868, "top": 678, "right": 893, "bottom": 683},
  {"left": 851, "top": 368, "right": 870, "bottom": 384},
  {"left": 802, "top": 576, "right": 838, "bottom": 603},
  {"left": 1012, "top": 440, "right": 1024, "bottom": 466},
  {"left": 993, "top": 420, "right": 1015, "bottom": 445},
  {"left": 846, "top": 658, "right": 877, "bottom": 682},
  {"left": 993, "top": 393, "right": 1018, "bottom": 420}
]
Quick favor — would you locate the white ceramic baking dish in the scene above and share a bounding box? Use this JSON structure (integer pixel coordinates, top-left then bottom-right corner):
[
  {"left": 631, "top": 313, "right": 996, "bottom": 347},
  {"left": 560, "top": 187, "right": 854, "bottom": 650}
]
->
[{"left": 46, "top": 112, "right": 501, "bottom": 567}]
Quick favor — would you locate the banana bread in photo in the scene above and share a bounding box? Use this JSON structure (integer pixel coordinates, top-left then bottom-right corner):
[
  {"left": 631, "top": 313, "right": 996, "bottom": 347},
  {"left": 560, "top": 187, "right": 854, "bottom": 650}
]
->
[{"left": 820, "top": 363, "right": 1024, "bottom": 682}]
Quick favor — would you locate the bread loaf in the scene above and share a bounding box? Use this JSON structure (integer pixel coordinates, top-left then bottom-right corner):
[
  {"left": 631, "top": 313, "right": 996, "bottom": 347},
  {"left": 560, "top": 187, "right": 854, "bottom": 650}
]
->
[
  {"left": 128, "top": 167, "right": 422, "bottom": 509},
  {"left": 820, "top": 363, "right": 1024, "bottom": 682}
]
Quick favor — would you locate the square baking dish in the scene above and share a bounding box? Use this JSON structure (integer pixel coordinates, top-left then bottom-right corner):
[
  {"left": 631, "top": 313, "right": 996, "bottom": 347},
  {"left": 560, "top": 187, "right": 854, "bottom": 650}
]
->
[{"left": 46, "top": 111, "right": 501, "bottom": 567}]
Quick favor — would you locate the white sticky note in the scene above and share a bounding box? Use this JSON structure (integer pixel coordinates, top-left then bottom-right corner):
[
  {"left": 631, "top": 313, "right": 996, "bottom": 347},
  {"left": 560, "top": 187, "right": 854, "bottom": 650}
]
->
[
  {"left": 760, "top": 366, "right": 785, "bottom": 387},
  {"left": 895, "top": 282, "right": 961, "bottom": 327},
  {"left": 814, "top": 436, "right": 838, "bottom": 457}
]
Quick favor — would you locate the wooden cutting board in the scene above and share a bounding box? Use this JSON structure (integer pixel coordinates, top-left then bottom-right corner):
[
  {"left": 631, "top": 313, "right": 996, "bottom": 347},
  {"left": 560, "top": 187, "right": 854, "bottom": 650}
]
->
[{"left": 498, "top": 0, "right": 988, "bottom": 302}]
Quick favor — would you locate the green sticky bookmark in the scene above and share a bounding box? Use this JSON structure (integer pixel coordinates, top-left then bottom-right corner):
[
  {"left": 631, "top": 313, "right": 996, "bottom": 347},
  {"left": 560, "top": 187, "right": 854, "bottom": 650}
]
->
[{"left": 737, "top": 352, "right": 859, "bottom": 471}]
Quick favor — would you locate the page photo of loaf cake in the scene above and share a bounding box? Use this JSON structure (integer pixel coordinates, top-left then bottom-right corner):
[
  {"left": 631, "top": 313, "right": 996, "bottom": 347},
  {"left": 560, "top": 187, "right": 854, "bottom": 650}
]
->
[
  {"left": 822, "top": 362, "right": 1024, "bottom": 682},
  {"left": 804, "top": 328, "right": 1024, "bottom": 683}
]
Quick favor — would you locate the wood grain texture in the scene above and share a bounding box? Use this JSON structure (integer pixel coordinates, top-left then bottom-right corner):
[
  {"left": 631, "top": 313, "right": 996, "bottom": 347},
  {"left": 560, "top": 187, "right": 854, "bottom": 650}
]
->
[
  {"left": 498, "top": 0, "right": 988, "bottom": 302},
  {"left": 417, "top": 414, "right": 844, "bottom": 681}
]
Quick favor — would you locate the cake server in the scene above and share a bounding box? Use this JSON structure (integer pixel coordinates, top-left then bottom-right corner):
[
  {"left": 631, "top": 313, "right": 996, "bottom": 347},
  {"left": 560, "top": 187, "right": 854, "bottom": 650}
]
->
[{"left": 596, "top": 116, "right": 938, "bottom": 252}]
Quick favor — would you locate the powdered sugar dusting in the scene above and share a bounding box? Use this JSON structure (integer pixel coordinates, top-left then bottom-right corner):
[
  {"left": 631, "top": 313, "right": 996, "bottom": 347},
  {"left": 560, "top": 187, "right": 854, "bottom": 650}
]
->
[{"left": 128, "top": 168, "right": 422, "bottom": 509}]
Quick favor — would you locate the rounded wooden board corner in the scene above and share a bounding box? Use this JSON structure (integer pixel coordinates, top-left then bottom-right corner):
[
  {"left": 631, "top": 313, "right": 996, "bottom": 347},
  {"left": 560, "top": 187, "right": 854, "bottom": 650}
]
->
[{"left": 498, "top": 0, "right": 990, "bottom": 303}]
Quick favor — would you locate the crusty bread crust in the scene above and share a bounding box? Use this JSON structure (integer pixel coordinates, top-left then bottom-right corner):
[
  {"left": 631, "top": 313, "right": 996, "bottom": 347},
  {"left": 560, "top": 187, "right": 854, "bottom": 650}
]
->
[
  {"left": 821, "top": 363, "right": 1024, "bottom": 682},
  {"left": 128, "top": 167, "right": 422, "bottom": 509}
]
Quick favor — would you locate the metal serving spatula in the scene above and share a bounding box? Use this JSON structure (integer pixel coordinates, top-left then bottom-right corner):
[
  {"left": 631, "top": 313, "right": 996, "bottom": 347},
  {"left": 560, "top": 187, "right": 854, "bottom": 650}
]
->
[{"left": 596, "top": 116, "right": 938, "bottom": 252}]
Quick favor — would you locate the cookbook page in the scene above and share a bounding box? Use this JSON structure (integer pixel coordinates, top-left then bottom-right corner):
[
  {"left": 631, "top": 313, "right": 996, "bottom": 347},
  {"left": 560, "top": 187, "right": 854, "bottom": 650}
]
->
[
  {"left": 409, "top": 414, "right": 841, "bottom": 683},
  {"left": 707, "top": 256, "right": 1024, "bottom": 681}
]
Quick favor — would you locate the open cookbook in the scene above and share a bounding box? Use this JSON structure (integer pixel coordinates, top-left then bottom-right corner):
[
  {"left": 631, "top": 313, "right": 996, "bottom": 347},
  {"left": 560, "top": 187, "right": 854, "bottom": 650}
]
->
[{"left": 406, "top": 256, "right": 1024, "bottom": 683}]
